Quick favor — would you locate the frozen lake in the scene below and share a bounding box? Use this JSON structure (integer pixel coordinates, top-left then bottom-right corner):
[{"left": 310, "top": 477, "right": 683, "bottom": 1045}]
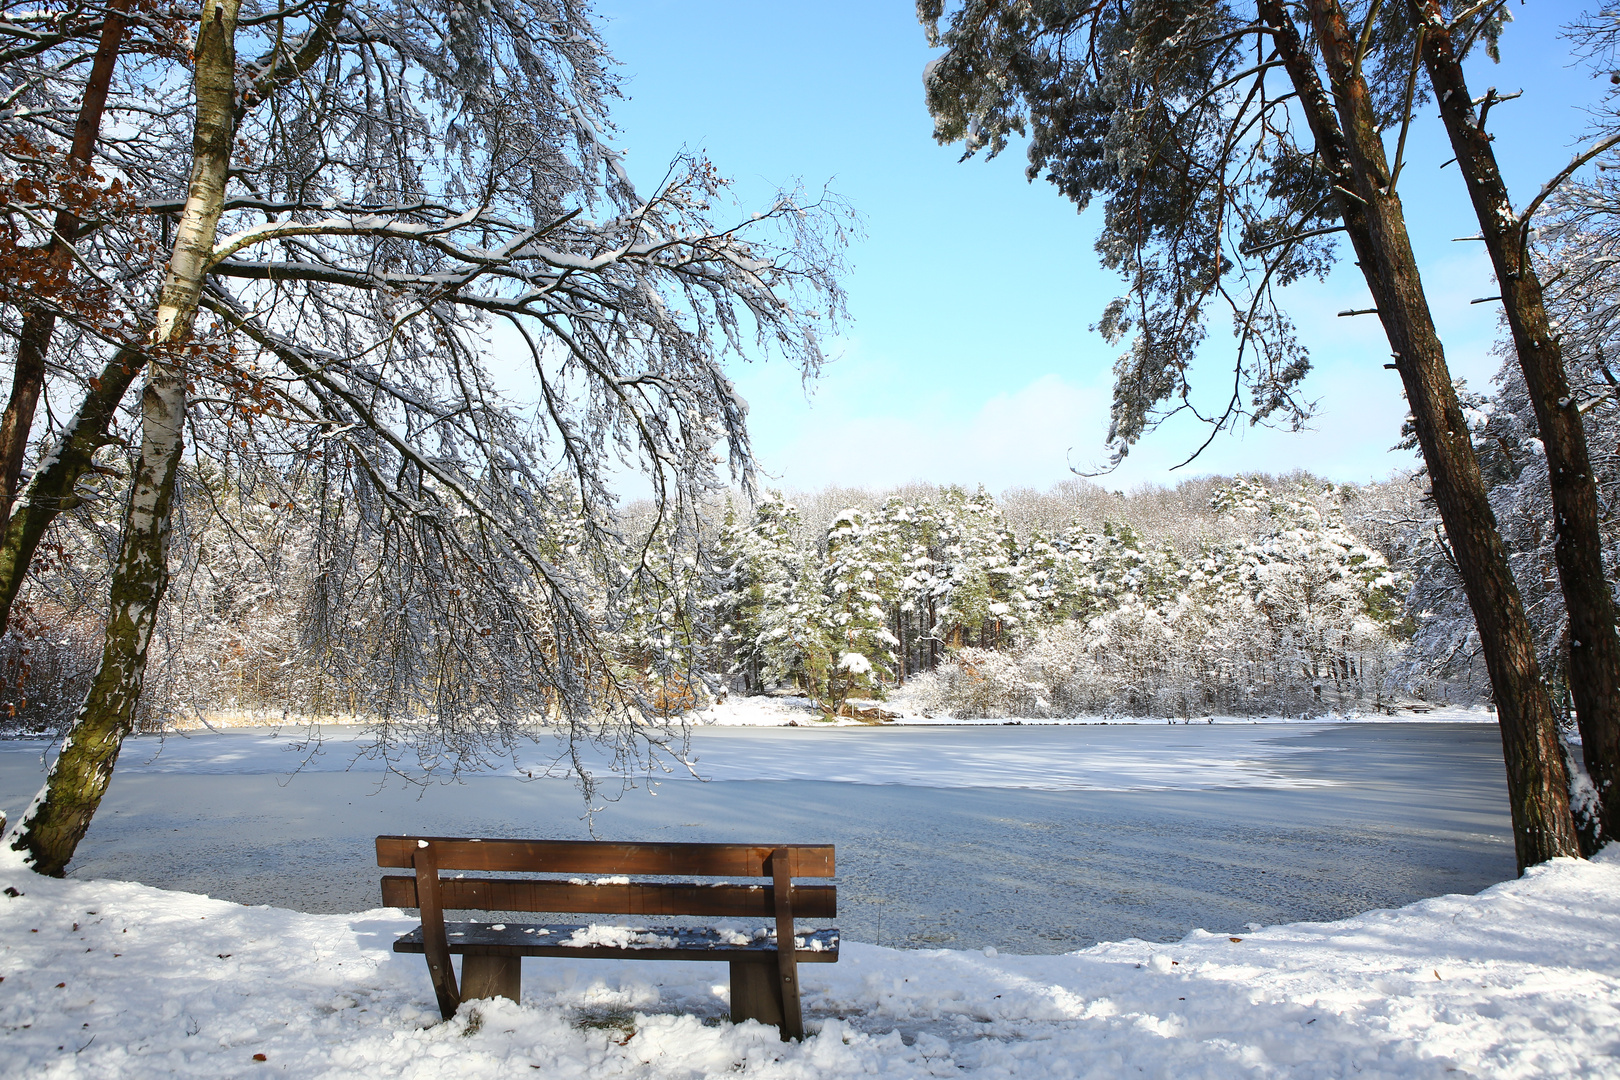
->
[{"left": 0, "top": 722, "right": 1515, "bottom": 953}]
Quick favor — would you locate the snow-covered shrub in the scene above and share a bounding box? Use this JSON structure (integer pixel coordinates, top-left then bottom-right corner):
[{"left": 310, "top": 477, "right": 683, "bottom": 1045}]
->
[{"left": 916, "top": 646, "right": 1044, "bottom": 718}]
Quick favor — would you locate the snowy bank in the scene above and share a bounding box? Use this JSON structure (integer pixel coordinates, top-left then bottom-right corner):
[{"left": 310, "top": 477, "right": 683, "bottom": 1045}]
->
[
  {"left": 32, "top": 693, "right": 1488, "bottom": 735},
  {"left": 688, "top": 690, "right": 1497, "bottom": 728},
  {"left": 3, "top": 850, "right": 1617, "bottom": 1078}
]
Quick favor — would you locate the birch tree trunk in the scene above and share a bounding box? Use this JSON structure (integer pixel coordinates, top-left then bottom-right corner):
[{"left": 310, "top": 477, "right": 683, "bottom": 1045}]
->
[
  {"left": 0, "top": 0, "right": 134, "bottom": 523},
  {"left": 8, "top": 0, "right": 240, "bottom": 875},
  {"left": 1410, "top": 0, "right": 1620, "bottom": 853},
  {"left": 1267, "top": 0, "right": 1581, "bottom": 869}
]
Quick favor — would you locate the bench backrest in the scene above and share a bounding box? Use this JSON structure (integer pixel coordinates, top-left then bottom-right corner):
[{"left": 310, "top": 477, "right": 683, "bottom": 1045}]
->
[{"left": 376, "top": 836, "right": 836, "bottom": 919}]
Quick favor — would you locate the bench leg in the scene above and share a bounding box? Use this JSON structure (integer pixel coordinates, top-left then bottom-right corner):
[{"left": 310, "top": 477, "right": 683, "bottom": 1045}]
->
[
  {"left": 729, "top": 959, "right": 784, "bottom": 1030},
  {"left": 460, "top": 954, "right": 521, "bottom": 1004}
]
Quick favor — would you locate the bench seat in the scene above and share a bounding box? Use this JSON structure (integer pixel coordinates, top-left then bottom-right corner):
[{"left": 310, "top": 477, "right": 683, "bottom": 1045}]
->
[{"left": 394, "top": 922, "right": 840, "bottom": 961}]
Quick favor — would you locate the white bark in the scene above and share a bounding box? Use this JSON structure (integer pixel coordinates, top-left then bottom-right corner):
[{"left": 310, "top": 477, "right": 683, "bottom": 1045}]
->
[{"left": 9, "top": 0, "right": 241, "bottom": 875}]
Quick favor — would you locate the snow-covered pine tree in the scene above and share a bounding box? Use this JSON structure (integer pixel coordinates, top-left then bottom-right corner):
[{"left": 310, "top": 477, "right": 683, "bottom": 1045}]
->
[
  {"left": 917, "top": 0, "right": 1583, "bottom": 867},
  {"left": 717, "top": 493, "right": 813, "bottom": 697},
  {"left": 1207, "top": 479, "right": 1405, "bottom": 709},
  {"left": 713, "top": 499, "right": 759, "bottom": 694},
  {"left": 822, "top": 505, "right": 900, "bottom": 713},
  {"left": 934, "top": 487, "right": 1026, "bottom": 651},
  {"left": 890, "top": 493, "right": 949, "bottom": 676}
]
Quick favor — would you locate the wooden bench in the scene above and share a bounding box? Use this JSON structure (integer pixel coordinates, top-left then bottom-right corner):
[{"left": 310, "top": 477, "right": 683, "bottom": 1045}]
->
[{"left": 376, "top": 836, "right": 838, "bottom": 1040}]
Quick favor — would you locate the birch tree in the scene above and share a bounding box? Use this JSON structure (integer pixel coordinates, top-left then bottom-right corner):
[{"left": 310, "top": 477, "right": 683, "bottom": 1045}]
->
[
  {"left": 6, "top": 0, "right": 845, "bottom": 874},
  {"left": 12, "top": 0, "right": 240, "bottom": 874}
]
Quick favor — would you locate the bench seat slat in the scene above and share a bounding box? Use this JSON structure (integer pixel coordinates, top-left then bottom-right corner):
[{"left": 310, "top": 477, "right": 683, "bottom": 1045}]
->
[
  {"left": 392, "top": 923, "right": 841, "bottom": 963},
  {"left": 380, "top": 876, "right": 837, "bottom": 919},
  {"left": 376, "top": 837, "right": 834, "bottom": 878}
]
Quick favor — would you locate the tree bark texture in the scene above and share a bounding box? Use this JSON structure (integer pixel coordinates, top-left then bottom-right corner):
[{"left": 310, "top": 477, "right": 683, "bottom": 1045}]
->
[
  {"left": 10, "top": 0, "right": 240, "bottom": 875},
  {"left": 0, "top": 0, "right": 133, "bottom": 522},
  {"left": 1271, "top": 0, "right": 1580, "bottom": 869},
  {"left": 1410, "top": 0, "right": 1620, "bottom": 852}
]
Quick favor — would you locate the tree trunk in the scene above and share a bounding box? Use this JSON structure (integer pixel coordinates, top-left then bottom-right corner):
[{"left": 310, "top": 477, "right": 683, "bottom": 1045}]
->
[
  {"left": 1270, "top": 0, "right": 1581, "bottom": 869},
  {"left": 0, "top": 0, "right": 133, "bottom": 522},
  {"left": 0, "top": 350, "right": 142, "bottom": 632},
  {"left": 895, "top": 602, "right": 905, "bottom": 685},
  {"left": 1410, "top": 0, "right": 1620, "bottom": 853},
  {"left": 929, "top": 598, "right": 938, "bottom": 669},
  {"left": 8, "top": 0, "right": 240, "bottom": 875}
]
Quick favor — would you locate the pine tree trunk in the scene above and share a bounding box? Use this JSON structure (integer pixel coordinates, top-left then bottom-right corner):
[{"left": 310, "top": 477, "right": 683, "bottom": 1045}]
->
[
  {"left": 0, "top": 0, "right": 133, "bottom": 522},
  {"left": 8, "top": 0, "right": 240, "bottom": 875},
  {"left": 1410, "top": 0, "right": 1620, "bottom": 852},
  {"left": 895, "top": 603, "right": 905, "bottom": 685},
  {"left": 1271, "top": 0, "right": 1581, "bottom": 869}
]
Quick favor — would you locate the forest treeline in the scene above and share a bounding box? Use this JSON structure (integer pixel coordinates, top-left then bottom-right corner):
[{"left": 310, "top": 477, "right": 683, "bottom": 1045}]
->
[
  {"left": 718, "top": 474, "right": 1412, "bottom": 719},
  {"left": 7, "top": 346, "right": 1614, "bottom": 730},
  {"left": 7, "top": 468, "right": 1414, "bottom": 726}
]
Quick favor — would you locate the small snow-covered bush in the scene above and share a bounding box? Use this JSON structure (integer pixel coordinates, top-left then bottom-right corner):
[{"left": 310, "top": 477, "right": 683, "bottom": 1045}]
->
[{"left": 912, "top": 647, "right": 1045, "bottom": 719}]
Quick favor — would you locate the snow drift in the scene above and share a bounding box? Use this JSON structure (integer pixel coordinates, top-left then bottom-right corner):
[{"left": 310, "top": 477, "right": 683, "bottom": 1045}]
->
[{"left": 2, "top": 846, "right": 1617, "bottom": 1078}]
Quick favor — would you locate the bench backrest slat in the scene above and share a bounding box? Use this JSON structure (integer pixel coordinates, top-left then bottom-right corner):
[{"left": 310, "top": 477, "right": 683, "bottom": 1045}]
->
[
  {"left": 379, "top": 876, "right": 837, "bottom": 918},
  {"left": 375, "top": 837, "right": 835, "bottom": 878}
]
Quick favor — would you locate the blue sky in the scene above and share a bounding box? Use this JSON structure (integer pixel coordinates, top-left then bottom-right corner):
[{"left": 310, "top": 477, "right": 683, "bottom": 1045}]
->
[{"left": 592, "top": 1, "right": 1609, "bottom": 494}]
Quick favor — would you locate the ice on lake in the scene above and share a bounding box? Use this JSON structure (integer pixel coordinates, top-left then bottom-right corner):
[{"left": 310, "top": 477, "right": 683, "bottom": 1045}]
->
[
  {"left": 0, "top": 722, "right": 1514, "bottom": 954},
  {"left": 2, "top": 721, "right": 1335, "bottom": 790}
]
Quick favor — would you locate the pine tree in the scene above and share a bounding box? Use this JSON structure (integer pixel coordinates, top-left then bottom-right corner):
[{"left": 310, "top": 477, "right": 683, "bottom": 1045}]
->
[
  {"left": 717, "top": 493, "right": 812, "bottom": 696},
  {"left": 890, "top": 494, "right": 950, "bottom": 675},
  {"left": 918, "top": 0, "right": 1584, "bottom": 868},
  {"left": 823, "top": 506, "right": 900, "bottom": 713},
  {"left": 934, "top": 487, "right": 1026, "bottom": 650},
  {"left": 1208, "top": 479, "right": 1406, "bottom": 709}
]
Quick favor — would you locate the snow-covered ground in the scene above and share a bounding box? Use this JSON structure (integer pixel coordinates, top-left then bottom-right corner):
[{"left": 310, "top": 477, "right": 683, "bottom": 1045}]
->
[{"left": 2, "top": 844, "right": 1617, "bottom": 1078}]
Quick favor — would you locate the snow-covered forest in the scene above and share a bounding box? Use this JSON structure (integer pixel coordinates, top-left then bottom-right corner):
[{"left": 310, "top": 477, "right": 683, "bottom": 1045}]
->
[
  {"left": 719, "top": 474, "right": 1416, "bottom": 719},
  {"left": 8, "top": 356, "right": 1618, "bottom": 731}
]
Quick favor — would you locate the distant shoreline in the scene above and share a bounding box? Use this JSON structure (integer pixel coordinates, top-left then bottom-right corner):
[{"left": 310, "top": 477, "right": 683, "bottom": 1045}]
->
[{"left": 0, "top": 706, "right": 1497, "bottom": 744}]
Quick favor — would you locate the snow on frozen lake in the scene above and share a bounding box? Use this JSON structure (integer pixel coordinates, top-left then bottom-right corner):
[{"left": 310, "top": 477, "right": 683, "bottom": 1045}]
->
[
  {"left": 3, "top": 721, "right": 1588, "bottom": 1078},
  {"left": 0, "top": 724, "right": 1517, "bottom": 955},
  {"left": 3, "top": 721, "right": 1341, "bottom": 789}
]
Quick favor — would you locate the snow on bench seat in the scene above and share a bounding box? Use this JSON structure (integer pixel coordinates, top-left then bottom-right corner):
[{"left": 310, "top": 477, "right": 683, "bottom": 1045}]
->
[{"left": 393, "top": 922, "right": 841, "bottom": 960}]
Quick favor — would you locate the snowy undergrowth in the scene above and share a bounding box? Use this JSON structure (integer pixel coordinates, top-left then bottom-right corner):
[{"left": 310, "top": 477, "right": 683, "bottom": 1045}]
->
[
  {"left": 3, "top": 851, "right": 1619, "bottom": 1078},
  {"left": 690, "top": 687, "right": 1492, "bottom": 727}
]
